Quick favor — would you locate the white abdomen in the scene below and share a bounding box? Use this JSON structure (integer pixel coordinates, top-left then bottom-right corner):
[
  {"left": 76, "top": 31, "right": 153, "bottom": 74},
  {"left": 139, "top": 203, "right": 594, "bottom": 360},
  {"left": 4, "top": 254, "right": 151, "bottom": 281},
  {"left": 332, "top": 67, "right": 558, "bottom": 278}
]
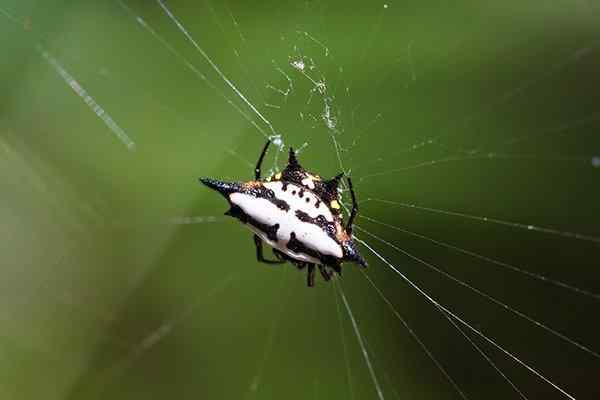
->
[{"left": 229, "top": 184, "right": 343, "bottom": 263}]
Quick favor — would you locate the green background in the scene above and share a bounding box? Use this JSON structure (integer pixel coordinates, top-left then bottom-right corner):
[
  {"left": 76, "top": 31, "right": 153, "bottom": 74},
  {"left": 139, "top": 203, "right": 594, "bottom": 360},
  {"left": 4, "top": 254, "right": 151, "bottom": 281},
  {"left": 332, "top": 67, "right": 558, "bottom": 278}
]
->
[{"left": 1, "top": 0, "right": 599, "bottom": 399}]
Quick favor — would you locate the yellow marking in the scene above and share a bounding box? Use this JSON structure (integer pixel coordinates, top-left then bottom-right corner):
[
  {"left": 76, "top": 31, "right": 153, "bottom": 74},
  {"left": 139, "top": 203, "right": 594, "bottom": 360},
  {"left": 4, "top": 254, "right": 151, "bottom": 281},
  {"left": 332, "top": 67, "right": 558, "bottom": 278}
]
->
[
  {"left": 265, "top": 176, "right": 272, "bottom": 182},
  {"left": 275, "top": 172, "right": 282, "bottom": 180},
  {"left": 330, "top": 200, "right": 341, "bottom": 209}
]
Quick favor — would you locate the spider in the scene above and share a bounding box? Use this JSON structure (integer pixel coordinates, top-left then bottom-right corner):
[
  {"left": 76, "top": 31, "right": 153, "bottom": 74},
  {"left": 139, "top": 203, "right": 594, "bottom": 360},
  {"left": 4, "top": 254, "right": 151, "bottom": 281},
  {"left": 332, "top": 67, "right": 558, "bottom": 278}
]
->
[{"left": 200, "top": 140, "right": 367, "bottom": 287}]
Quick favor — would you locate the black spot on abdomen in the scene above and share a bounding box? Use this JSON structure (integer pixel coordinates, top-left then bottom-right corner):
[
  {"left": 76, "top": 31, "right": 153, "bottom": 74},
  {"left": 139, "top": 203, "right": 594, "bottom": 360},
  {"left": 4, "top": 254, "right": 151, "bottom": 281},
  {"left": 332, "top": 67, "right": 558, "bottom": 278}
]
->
[
  {"left": 295, "top": 210, "right": 338, "bottom": 241},
  {"left": 249, "top": 219, "right": 280, "bottom": 241},
  {"left": 225, "top": 204, "right": 248, "bottom": 223},
  {"left": 287, "top": 232, "right": 339, "bottom": 266},
  {"left": 272, "top": 198, "right": 290, "bottom": 211},
  {"left": 287, "top": 232, "right": 317, "bottom": 257},
  {"left": 252, "top": 184, "right": 290, "bottom": 211},
  {"left": 295, "top": 210, "right": 312, "bottom": 223}
]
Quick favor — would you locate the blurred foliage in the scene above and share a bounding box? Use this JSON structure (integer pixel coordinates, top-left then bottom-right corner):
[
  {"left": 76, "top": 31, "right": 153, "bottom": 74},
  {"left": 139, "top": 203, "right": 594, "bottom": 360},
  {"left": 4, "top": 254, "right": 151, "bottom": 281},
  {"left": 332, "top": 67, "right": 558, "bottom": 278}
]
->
[{"left": 1, "top": 0, "right": 599, "bottom": 399}]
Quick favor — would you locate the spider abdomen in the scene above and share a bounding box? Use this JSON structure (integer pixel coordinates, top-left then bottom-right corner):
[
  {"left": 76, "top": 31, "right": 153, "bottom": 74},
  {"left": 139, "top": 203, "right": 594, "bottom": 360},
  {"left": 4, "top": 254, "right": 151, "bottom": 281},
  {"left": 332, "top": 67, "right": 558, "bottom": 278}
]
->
[{"left": 229, "top": 183, "right": 344, "bottom": 263}]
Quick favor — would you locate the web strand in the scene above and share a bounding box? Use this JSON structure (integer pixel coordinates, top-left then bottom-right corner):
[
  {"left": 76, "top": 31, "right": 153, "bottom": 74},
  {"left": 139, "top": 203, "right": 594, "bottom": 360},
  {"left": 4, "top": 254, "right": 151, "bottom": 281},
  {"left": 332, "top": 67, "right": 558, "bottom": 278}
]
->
[
  {"left": 116, "top": 0, "right": 268, "bottom": 140},
  {"left": 435, "top": 301, "right": 529, "bottom": 400},
  {"left": 354, "top": 237, "right": 578, "bottom": 400},
  {"left": 332, "top": 283, "right": 356, "bottom": 400},
  {"left": 358, "top": 153, "right": 595, "bottom": 181},
  {"left": 203, "top": 0, "right": 264, "bottom": 102},
  {"left": 156, "top": 0, "right": 279, "bottom": 139},
  {"left": 359, "top": 214, "right": 600, "bottom": 300},
  {"left": 246, "top": 271, "right": 291, "bottom": 396},
  {"left": 355, "top": 225, "right": 600, "bottom": 360},
  {"left": 395, "top": 43, "right": 599, "bottom": 155},
  {"left": 39, "top": 46, "right": 136, "bottom": 150},
  {"left": 361, "top": 269, "right": 531, "bottom": 400},
  {"left": 364, "top": 198, "right": 600, "bottom": 244},
  {"left": 359, "top": 270, "right": 469, "bottom": 400},
  {"left": 335, "top": 281, "right": 385, "bottom": 400}
]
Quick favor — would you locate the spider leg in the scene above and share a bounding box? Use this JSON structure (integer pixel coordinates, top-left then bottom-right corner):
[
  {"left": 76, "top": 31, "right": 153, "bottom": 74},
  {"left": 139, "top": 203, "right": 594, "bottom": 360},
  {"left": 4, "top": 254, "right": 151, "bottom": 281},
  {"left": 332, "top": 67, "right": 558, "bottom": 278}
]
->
[
  {"left": 254, "top": 140, "right": 271, "bottom": 180},
  {"left": 331, "top": 264, "right": 342, "bottom": 276},
  {"left": 254, "top": 235, "right": 285, "bottom": 264},
  {"left": 272, "top": 248, "right": 288, "bottom": 262},
  {"left": 318, "top": 265, "right": 332, "bottom": 281},
  {"left": 288, "top": 146, "right": 298, "bottom": 165},
  {"left": 345, "top": 177, "right": 358, "bottom": 235},
  {"left": 307, "top": 264, "right": 316, "bottom": 287}
]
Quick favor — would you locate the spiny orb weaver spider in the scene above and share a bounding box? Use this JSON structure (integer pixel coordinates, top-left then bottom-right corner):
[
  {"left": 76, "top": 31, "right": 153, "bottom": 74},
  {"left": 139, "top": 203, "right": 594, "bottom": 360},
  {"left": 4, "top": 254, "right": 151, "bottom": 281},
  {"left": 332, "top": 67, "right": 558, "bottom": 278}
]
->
[{"left": 200, "top": 140, "right": 367, "bottom": 287}]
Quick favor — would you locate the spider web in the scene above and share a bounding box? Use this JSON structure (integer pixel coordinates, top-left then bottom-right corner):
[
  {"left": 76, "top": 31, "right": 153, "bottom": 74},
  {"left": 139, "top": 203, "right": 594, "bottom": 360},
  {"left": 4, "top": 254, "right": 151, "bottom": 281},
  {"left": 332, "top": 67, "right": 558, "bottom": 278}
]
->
[{"left": 1, "top": 1, "right": 599, "bottom": 399}]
